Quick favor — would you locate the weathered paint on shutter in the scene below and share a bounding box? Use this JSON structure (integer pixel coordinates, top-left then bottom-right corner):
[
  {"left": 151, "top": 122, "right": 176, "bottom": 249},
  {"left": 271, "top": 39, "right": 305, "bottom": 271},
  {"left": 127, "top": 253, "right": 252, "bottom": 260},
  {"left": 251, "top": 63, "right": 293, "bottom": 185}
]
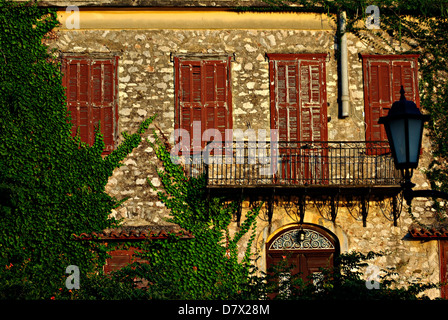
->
[
  {"left": 177, "top": 61, "right": 203, "bottom": 150},
  {"left": 392, "top": 60, "right": 418, "bottom": 103},
  {"left": 176, "top": 57, "right": 232, "bottom": 150},
  {"left": 268, "top": 53, "right": 328, "bottom": 184},
  {"left": 364, "top": 60, "right": 391, "bottom": 142},
  {"left": 63, "top": 56, "right": 118, "bottom": 155},
  {"left": 271, "top": 60, "right": 300, "bottom": 141},
  {"left": 268, "top": 54, "right": 328, "bottom": 142},
  {"left": 204, "top": 60, "right": 229, "bottom": 141},
  {"left": 91, "top": 59, "right": 117, "bottom": 154},
  {"left": 362, "top": 55, "right": 420, "bottom": 155},
  {"left": 299, "top": 60, "right": 326, "bottom": 141},
  {"left": 65, "top": 58, "right": 91, "bottom": 144},
  {"left": 204, "top": 61, "right": 216, "bottom": 141}
]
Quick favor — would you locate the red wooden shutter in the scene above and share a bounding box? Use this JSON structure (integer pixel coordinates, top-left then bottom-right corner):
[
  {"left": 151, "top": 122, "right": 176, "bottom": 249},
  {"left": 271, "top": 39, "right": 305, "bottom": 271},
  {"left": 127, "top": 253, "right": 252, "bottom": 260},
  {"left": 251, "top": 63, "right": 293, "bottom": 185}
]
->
[
  {"left": 362, "top": 55, "right": 420, "bottom": 155},
  {"left": 391, "top": 60, "right": 418, "bottom": 103},
  {"left": 204, "top": 60, "right": 229, "bottom": 140},
  {"left": 63, "top": 56, "right": 118, "bottom": 155},
  {"left": 178, "top": 61, "right": 203, "bottom": 151},
  {"left": 271, "top": 60, "right": 299, "bottom": 141},
  {"left": 91, "top": 59, "right": 117, "bottom": 154},
  {"left": 176, "top": 57, "right": 232, "bottom": 150},
  {"left": 65, "top": 58, "right": 91, "bottom": 144},
  {"left": 268, "top": 54, "right": 328, "bottom": 142},
  {"left": 268, "top": 53, "right": 328, "bottom": 184},
  {"left": 299, "top": 60, "right": 327, "bottom": 141},
  {"left": 364, "top": 60, "right": 392, "bottom": 142}
]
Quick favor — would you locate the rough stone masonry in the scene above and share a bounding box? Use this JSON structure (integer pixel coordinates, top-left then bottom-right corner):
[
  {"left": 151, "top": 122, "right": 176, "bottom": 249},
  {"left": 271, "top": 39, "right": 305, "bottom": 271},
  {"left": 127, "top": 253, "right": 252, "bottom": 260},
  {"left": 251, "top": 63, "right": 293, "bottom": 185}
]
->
[{"left": 46, "top": 7, "right": 442, "bottom": 298}]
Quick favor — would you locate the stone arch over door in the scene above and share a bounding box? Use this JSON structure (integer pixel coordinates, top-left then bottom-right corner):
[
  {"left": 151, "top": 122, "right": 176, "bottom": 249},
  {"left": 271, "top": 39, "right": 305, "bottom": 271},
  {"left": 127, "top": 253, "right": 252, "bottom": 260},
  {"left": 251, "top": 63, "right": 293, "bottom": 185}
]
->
[{"left": 266, "top": 223, "right": 339, "bottom": 285}]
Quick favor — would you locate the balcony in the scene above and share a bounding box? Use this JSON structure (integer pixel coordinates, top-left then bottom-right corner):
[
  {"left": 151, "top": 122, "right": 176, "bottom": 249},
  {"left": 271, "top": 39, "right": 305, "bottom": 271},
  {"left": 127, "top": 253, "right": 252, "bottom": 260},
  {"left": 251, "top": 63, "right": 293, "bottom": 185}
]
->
[{"left": 185, "top": 141, "right": 403, "bottom": 197}]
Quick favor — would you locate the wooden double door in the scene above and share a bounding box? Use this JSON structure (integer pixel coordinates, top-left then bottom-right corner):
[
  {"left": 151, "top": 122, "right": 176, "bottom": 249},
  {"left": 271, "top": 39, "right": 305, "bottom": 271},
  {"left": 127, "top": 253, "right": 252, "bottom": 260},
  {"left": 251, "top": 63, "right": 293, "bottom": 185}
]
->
[
  {"left": 267, "top": 251, "right": 335, "bottom": 281},
  {"left": 266, "top": 224, "right": 338, "bottom": 296}
]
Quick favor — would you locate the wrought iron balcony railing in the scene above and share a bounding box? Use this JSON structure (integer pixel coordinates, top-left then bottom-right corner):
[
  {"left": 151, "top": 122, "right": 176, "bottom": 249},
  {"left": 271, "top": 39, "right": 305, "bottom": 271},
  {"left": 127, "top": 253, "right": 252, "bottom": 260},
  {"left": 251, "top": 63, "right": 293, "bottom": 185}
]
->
[{"left": 183, "top": 141, "right": 402, "bottom": 188}]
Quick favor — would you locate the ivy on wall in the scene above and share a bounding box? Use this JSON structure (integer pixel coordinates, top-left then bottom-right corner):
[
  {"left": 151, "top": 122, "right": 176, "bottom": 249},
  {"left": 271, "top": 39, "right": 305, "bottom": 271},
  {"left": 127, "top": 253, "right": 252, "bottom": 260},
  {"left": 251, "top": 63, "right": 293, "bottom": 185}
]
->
[
  {"left": 1, "top": 0, "right": 445, "bottom": 300},
  {"left": 0, "top": 0, "right": 154, "bottom": 299},
  {"left": 115, "top": 129, "right": 261, "bottom": 299}
]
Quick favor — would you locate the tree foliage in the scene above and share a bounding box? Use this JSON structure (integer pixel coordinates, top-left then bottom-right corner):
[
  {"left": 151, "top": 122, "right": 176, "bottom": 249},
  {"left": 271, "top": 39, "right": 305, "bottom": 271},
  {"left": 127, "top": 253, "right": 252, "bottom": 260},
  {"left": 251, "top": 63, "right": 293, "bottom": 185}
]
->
[{"left": 0, "top": 0, "right": 154, "bottom": 299}]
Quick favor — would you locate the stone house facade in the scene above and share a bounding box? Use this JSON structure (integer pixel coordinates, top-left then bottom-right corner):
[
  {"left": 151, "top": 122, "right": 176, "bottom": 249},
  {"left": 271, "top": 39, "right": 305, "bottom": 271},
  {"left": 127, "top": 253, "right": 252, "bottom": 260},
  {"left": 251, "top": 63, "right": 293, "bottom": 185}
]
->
[{"left": 31, "top": 0, "right": 448, "bottom": 298}]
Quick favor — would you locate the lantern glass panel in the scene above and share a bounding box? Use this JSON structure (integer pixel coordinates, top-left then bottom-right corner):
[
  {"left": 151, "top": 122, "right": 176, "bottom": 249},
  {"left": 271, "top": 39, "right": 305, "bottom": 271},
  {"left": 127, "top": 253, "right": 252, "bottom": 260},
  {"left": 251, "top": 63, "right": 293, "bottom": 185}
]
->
[
  {"left": 408, "top": 118, "right": 423, "bottom": 165},
  {"left": 389, "top": 118, "right": 406, "bottom": 165}
]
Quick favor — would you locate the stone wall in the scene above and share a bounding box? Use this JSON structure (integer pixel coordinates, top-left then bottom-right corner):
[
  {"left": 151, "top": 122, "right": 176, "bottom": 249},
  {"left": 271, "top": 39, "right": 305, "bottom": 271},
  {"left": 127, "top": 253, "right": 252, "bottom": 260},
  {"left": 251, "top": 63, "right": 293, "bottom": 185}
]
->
[
  {"left": 51, "top": 27, "right": 383, "bottom": 222},
  {"left": 51, "top": 27, "right": 354, "bottom": 225},
  {"left": 48, "top": 10, "right": 442, "bottom": 298}
]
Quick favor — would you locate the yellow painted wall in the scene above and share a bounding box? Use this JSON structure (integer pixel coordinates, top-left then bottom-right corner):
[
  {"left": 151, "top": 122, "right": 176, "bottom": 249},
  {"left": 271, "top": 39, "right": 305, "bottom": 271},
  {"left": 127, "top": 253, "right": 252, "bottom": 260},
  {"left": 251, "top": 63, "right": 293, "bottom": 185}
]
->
[{"left": 57, "top": 9, "right": 335, "bottom": 30}]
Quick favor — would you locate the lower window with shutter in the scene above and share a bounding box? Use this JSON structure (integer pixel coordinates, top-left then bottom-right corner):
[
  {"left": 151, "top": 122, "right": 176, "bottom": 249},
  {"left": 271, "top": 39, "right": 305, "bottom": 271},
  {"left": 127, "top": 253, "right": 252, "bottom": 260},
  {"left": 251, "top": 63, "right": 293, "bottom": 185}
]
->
[{"left": 62, "top": 55, "right": 119, "bottom": 156}]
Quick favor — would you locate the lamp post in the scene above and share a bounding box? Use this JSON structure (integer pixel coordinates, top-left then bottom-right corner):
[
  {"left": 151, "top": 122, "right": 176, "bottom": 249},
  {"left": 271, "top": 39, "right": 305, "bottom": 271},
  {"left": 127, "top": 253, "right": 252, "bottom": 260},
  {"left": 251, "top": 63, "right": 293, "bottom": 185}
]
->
[{"left": 379, "top": 86, "right": 448, "bottom": 205}]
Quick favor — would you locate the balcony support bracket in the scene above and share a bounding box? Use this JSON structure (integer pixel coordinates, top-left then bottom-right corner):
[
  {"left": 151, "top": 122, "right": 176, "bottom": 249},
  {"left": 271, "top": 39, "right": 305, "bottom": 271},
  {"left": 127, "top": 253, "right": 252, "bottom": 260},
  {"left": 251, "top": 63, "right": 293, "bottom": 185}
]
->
[
  {"left": 361, "top": 194, "right": 368, "bottom": 227},
  {"left": 311, "top": 190, "right": 340, "bottom": 223},
  {"left": 235, "top": 198, "right": 242, "bottom": 227},
  {"left": 267, "top": 190, "right": 275, "bottom": 225},
  {"left": 344, "top": 189, "right": 371, "bottom": 227},
  {"left": 360, "top": 189, "right": 372, "bottom": 227},
  {"left": 330, "top": 193, "right": 339, "bottom": 222},
  {"left": 392, "top": 195, "right": 399, "bottom": 227},
  {"left": 297, "top": 192, "right": 306, "bottom": 224}
]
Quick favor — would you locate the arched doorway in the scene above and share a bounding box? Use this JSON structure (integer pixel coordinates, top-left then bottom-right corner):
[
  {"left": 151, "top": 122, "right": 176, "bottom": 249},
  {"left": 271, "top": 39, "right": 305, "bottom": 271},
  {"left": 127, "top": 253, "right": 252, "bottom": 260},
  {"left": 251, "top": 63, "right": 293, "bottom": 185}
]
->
[{"left": 266, "top": 223, "right": 339, "bottom": 291}]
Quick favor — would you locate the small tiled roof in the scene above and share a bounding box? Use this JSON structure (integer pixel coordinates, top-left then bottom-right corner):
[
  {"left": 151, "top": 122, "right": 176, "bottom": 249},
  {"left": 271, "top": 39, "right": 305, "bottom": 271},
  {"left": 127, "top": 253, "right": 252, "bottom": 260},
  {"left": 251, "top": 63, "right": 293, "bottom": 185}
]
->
[
  {"left": 409, "top": 226, "right": 448, "bottom": 239},
  {"left": 72, "top": 226, "right": 194, "bottom": 241}
]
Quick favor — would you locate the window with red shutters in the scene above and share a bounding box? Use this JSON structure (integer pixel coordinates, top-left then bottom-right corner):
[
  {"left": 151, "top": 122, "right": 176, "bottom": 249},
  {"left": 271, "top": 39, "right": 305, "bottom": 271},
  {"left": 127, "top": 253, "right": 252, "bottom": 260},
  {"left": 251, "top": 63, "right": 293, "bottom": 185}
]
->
[
  {"left": 174, "top": 57, "right": 232, "bottom": 150},
  {"left": 104, "top": 248, "right": 143, "bottom": 274},
  {"left": 62, "top": 55, "right": 119, "bottom": 155},
  {"left": 268, "top": 53, "right": 329, "bottom": 184},
  {"left": 362, "top": 54, "right": 420, "bottom": 145},
  {"left": 268, "top": 53, "right": 328, "bottom": 142}
]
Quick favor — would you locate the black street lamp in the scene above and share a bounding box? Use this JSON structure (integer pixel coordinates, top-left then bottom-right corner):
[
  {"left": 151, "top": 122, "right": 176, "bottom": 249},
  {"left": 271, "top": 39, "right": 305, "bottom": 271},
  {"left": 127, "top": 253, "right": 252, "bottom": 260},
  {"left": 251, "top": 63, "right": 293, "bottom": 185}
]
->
[{"left": 379, "top": 86, "right": 448, "bottom": 205}]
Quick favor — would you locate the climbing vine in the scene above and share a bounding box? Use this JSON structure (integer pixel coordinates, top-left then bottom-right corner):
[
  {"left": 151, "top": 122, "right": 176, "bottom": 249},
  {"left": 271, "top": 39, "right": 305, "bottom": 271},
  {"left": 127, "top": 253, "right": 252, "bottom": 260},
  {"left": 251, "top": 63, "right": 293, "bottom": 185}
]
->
[
  {"left": 1, "top": 0, "right": 445, "bottom": 300},
  {"left": 116, "top": 128, "right": 261, "bottom": 299},
  {"left": 0, "top": 0, "right": 154, "bottom": 299}
]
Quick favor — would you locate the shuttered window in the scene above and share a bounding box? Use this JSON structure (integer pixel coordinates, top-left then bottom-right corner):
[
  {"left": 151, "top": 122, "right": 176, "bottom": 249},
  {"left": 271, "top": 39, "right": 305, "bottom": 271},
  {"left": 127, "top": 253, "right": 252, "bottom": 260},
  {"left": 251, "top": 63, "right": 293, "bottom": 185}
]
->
[
  {"left": 62, "top": 56, "right": 119, "bottom": 155},
  {"left": 362, "top": 54, "right": 420, "bottom": 142},
  {"left": 268, "top": 53, "right": 328, "bottom": 142},
  {"left": 174, "top": 57, "right": 232, "bottom": 149},
  {"left": 268, "top": 53, "right": 329, "bottom": 184}
]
